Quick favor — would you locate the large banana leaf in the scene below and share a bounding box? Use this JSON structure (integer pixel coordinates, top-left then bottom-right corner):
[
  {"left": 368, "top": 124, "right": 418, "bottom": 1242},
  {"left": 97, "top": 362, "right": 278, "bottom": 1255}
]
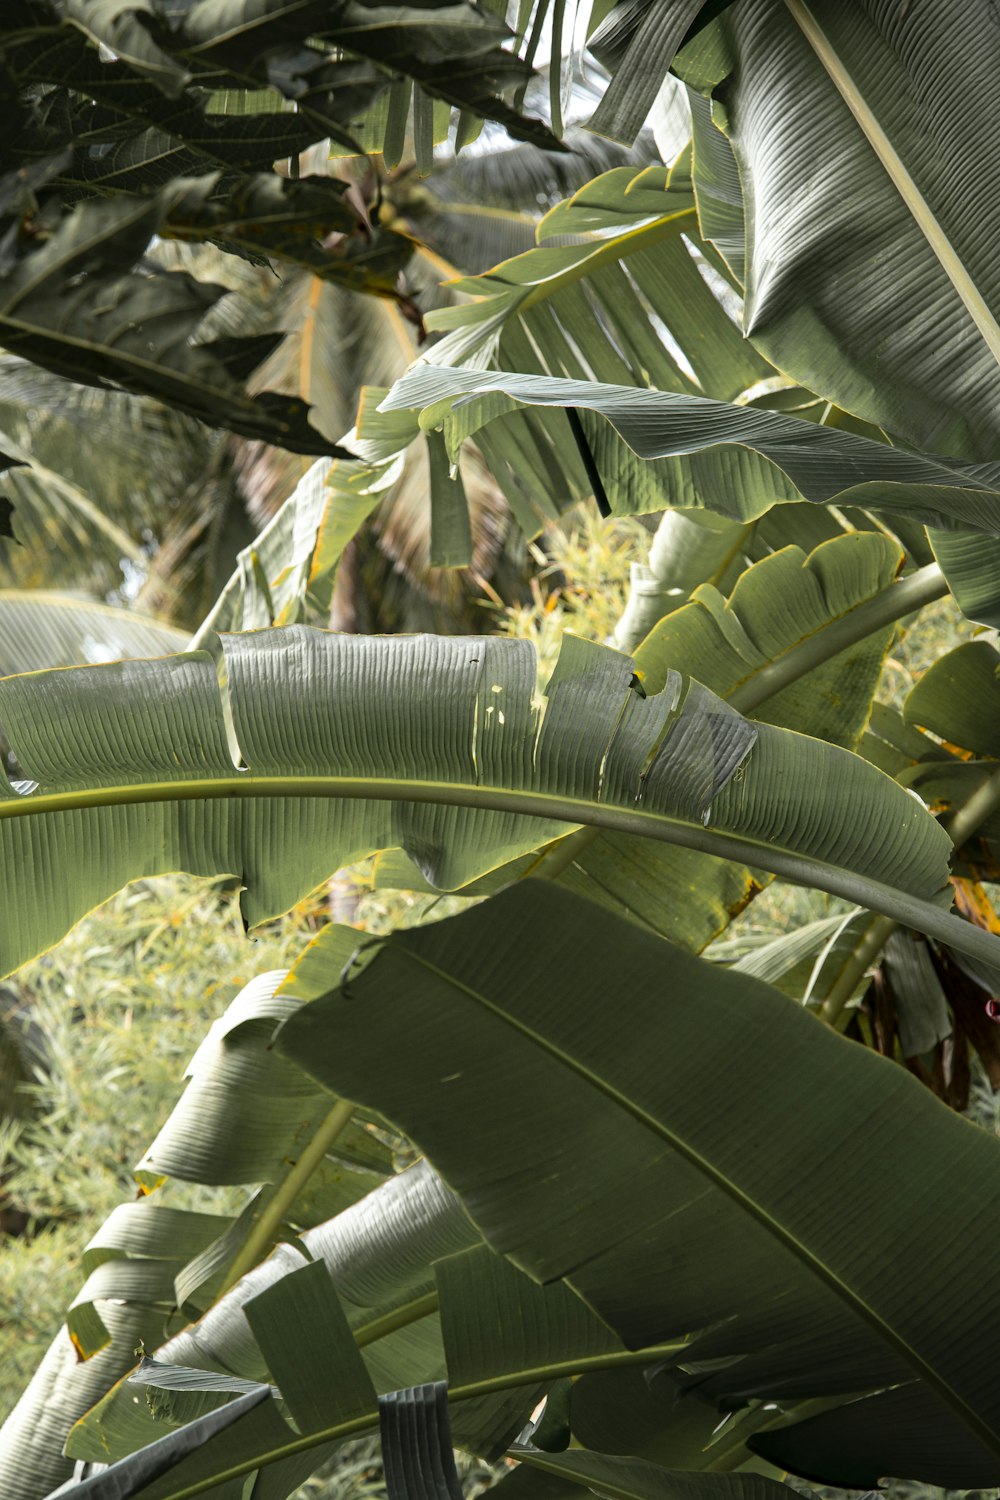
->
[
  {"left": 668, "top": 1, "right": 1000, "bottom": 461},
  {"left": 277, "top": 881, "right": 1000, "bottom": 1480},
  {"left": 2, "top": 624, "right": 995, "bottom": 978},
  {"left": 376, "top": 528, "right": 912, "bottom": 953},
  {"left": 0, "top": 593, "right": 186, "bottom": 676},
  {"left": 382, "top": 366, "right": 1000, "bottom": 533},
  {"left": 929, "top": 528, "right": 1000, "bottom": 629}
]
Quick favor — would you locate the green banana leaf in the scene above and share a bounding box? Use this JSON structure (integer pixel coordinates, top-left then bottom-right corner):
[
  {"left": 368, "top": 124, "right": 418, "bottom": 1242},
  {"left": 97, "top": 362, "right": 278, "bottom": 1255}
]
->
[
  {"left": 510, "top": 1448, "right": 791, "bottom": 1500},
  {"left": 276, "top": 880, "right": 1000, "bottom": 1480},
  {"left": 670, "top": 2, "right": 1000, "bottom": 461},
  {"left": 0, "top": 593, "right": 186, "bottom": 676},
  {"left": 1, "top": 624, "right": 986, "bottom": 979},
  {"left": 382, "top": 366, "right": 1000, "bottom": 533},
  {"left": 426, "top": 164, "right": 763, "bottom": 403},
  {"left": 0, "top": 185, "right": 339, "bottom": 456},
  {"left": 904, "top": 641, "right": 1000, "bottom": 758},
  {"left": 373, "top": 529, "right": 923, "bottom": 954}
]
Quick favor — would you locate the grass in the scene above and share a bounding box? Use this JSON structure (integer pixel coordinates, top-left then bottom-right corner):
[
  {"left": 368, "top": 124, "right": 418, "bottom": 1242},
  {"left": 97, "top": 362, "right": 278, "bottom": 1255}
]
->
[{"left": 0, "top": 875, "right": 328, "bottom": 1427}]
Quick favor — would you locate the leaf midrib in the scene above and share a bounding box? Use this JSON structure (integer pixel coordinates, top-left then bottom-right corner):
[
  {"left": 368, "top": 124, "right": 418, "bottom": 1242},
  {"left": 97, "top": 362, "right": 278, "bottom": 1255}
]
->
[
  {"left": 2, "top": 771, "right": 998, "bottom": 969},
  {"left": 396, "top": 945, "right": 1000, "bottom": 1461}
]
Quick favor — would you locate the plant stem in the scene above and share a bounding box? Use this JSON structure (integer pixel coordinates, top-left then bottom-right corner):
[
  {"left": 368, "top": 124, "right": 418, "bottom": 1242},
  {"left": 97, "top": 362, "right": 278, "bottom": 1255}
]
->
[
  {"left": 149, "top": 1340, "right": 691, "bottom": 1500},
  {"left": 820, "top": 764, "right": 1000, "bottom": 1023},
  {"left": 353, "top": 1290, "right": 440, "bottom": 1348},
  {"left": 945, "top": 763, "right": 1000, "bottom": 850},
  {"left": 820, "top": 912, "right": 896, "bottom": 1025},
  {"left": 727, "top": 562, "right": 947, "bottom": 713},
  {"left": 785, "top": 0, "right": 1000, "bottom": 367},
  {"left": 219, "top": 1098, "right": 355, "bottom": 1294},
  {"left": 6, "top": 770, "right": 995, "bottom": 965}
]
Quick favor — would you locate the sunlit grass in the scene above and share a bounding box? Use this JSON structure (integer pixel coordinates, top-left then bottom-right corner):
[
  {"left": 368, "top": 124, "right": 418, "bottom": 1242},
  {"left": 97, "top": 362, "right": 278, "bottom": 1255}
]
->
[{"left": 0, "top": 875, "right": 327, "bottom": 1425}]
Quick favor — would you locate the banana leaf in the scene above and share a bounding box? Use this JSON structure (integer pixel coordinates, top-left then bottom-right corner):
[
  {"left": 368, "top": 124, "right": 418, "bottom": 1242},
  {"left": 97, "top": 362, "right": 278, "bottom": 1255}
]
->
[
  {"left": 670, "top": 1, "right": 1000, "bottom": 461},
  {"left": 276, "top": 880, "right": 1000, "bottom": 1480},
  {"left": 382, "top": 367, "right": 1000, "bottom": 534},
  {"left": 0, "top": 593, "right": 186, "bottom": 676},
  {"left": 0, "top": 625, "right": 986, "bottom": 979}
]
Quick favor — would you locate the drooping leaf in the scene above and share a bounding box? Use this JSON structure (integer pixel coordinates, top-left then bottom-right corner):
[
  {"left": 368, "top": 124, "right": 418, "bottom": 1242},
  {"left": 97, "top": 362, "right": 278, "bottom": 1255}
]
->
[
  {"left": 0, "top": 625, "right": 984, "bottom": 980},
  {"left": 672, "top": 2, "right": 1000, "bottom": 460},
  {"left": 276, "top": 880, "right": 1000, "bottom": 1478},
  {"left": 0, "top": 185, "right": 343, "bottom": 454},
  {"left": 723, "top": 909, "right": 869, "bottom": 1009},
  {"left": 382, "top": 366, "right": 1000, "bottom": 534}
]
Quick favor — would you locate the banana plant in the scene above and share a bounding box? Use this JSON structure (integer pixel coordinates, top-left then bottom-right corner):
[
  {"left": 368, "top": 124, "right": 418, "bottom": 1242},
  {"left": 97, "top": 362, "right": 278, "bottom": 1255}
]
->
[
  {"left": 17, "top": 882, "right": 1000, "bottom": 1499},
  {"left": 0, "top": 2, "right": 558, "bottom": 455},
  {"left": 582, "top": 1, "right": 1000, "bottom": 619},
  {"left": 4, "top": 623, "right": 999, "bottom": 979}
]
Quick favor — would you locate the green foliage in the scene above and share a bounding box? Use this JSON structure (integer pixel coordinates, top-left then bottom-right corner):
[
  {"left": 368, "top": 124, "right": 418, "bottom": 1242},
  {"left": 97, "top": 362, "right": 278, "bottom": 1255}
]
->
[
  {"left": 0, "top": 876, "right": 327, "bottom": 1423},
  {"left": 4, "top": 8, "right": 1000, "bottom": 1500}
]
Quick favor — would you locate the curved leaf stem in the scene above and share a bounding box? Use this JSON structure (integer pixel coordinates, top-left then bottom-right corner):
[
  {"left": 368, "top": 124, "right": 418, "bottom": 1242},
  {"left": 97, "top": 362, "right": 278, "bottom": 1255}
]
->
[
  {"left": 945, "top": 763, "right": 1000, "bottom": 851},
  {"left": 820, "top": 765, "right": 1000, "bottom": 1024},
  {"left": 147, "top": 1339, "right": 690, "bottom": 1500},
  {"left": 727, "top": 562, "right": 947, "bottom": 713},
  {"left": 2, "top": 774, "right": 996, "bottom": 967},
  {"left": 785, "top": 0, "right": 1000, "bottom": 367},
  {"left": 218, "top": 1098, "right": 356, "bottom": 1294},
  {"left": 819, "top": 912, "right": 896, "bottom": 1025},
  {"left": 353, "top": 1290, "right": 440, "bottom": 1347}
]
